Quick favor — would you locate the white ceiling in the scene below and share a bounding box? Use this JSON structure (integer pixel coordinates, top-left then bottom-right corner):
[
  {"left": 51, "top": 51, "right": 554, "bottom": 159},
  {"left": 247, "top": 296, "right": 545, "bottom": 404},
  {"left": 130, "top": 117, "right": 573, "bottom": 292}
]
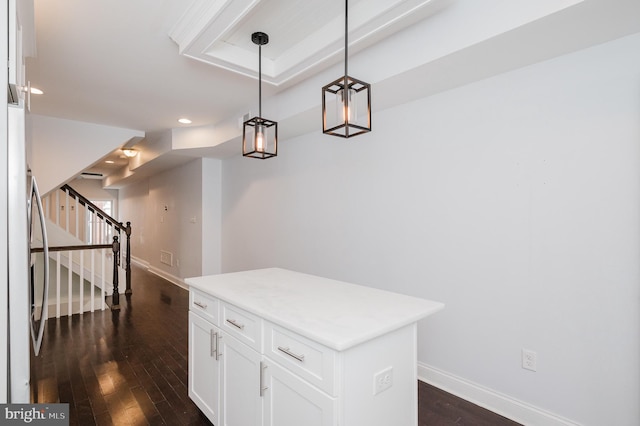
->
[
  {"left": 24, "top": 0, "right": 640, "bottom": 183},
  {"left": 27, "top": 0, "right": 258, "bottom": 132},
  {"left": 27, "top": 0, "right": 458, "bottom": 133}
]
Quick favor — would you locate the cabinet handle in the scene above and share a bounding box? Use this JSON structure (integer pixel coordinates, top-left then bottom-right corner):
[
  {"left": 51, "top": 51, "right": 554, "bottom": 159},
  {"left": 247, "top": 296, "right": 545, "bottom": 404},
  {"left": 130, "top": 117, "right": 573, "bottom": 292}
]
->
[
  {"left": 194, "top": 301, "right": 207, "bottom": 309},
  {"left": 210, "top": 330, "right": 216, "bottom": 358},
  {"left": 215, "top": 333, "right": 222, "bottom": 361},
  {"left": 259, "top": 361, "right": 268, "bottom": 397},
  {"left": 277, "top": 346, "right": 305, "bottom": 362},
  {"left": 226, "top": 318, "right": 245, "bottom": 330}
]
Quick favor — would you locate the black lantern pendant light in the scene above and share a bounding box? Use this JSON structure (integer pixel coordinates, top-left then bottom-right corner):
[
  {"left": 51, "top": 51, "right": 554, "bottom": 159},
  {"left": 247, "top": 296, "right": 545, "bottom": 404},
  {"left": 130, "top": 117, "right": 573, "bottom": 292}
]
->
[
  {"left": 243, "top": 32, "right": 277, "bottom": 159},
  {"left": 322, "top": 0, "right": 371, "bottom": 138}
]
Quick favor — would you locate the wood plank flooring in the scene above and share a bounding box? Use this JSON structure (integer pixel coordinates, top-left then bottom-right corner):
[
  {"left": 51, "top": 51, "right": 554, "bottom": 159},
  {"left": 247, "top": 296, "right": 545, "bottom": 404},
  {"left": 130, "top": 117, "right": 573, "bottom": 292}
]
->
[{"left": 30, "top": 264, "right": 521, "bottom": 426}]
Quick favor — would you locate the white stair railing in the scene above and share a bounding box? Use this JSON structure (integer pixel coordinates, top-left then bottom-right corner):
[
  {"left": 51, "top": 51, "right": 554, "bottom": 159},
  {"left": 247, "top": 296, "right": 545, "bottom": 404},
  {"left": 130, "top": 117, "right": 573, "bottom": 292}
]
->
[{"left": 35, "top": 184, "right": 132, "bottom": 316}]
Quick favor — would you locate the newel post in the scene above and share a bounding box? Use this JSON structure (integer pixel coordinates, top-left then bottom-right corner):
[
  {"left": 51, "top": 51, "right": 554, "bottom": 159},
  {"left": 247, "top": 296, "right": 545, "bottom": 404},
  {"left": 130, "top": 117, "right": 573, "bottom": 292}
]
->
[
  {"left": 111, "top": 235, "right": 121, "bottom": 311},
  {"left": 125, "top": 221, "right": 132, "bottom": 295}
]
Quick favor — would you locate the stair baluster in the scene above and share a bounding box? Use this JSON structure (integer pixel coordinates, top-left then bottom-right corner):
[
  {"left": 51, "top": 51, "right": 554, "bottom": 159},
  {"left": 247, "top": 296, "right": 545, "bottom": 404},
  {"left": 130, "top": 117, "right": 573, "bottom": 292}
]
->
[
  {"left": 111, "top": 236, "right": 120, "bottom": 311},
  {"left": 125, "top": 221, "right": 132, "bottom": 295}
]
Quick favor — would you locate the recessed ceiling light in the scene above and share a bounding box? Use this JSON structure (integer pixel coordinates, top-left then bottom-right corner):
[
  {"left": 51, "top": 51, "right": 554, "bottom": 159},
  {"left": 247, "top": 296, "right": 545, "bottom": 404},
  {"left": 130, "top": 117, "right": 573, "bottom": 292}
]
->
[
  {"left": 121, "top": 148, "right": 138, "bottom": 157},
  {"left": 105, "top": 160, "right": 115, "bottom": 164},
  {"left": 30, "top": 87, "right": 44, "bottom": 95},
  {"left": 178, "top": 118, "right": 192, "bottom": 124}
]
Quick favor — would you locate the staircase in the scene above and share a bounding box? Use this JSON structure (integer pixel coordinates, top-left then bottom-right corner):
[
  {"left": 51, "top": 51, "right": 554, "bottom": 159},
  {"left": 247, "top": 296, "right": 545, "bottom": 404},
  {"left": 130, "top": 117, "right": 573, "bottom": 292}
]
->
[{"left": 31, "top": 184, "right": 132, "bottom": 317}]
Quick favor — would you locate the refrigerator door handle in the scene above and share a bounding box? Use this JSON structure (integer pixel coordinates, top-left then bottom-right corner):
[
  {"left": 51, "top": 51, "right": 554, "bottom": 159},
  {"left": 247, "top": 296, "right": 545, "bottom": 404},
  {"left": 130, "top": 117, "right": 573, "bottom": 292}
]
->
[{"left": 29, "top": 176, "right": 49, "bottom": 356}]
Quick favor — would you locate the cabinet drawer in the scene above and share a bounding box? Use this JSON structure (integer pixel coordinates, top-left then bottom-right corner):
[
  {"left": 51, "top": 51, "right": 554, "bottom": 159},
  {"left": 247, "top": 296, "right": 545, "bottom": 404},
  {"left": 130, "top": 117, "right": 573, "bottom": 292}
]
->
[
  {"left": 190, "top": 289, "right": 219, "bottom": 325},
  {"left": 220, "top": 302, "right": 262, "bottom": 351},
  {"left": 264, "top": 322, "right": 336, "bottom": 395}
]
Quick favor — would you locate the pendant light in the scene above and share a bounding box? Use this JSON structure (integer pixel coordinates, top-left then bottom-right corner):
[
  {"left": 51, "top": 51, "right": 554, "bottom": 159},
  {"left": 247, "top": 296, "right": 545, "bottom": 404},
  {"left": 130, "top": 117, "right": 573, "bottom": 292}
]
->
[
  {"left": 322, "top": 0, "right": 371, "bottom": 138},
  {"left": 243, "top": 32, "right": 277, "bottom": 159}
]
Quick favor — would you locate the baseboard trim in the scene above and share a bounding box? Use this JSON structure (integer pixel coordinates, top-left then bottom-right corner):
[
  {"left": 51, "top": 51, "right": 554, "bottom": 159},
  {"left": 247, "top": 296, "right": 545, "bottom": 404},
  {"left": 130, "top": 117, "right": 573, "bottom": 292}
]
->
[
  {"left": 418, "top": 363, "right": 580, "bottom": 426},
  {"left": 131, "top": 256, "right": 150, "bottom": 269},
  {"left": 147, "top": 265, "right": 188, "bottom": 290}
]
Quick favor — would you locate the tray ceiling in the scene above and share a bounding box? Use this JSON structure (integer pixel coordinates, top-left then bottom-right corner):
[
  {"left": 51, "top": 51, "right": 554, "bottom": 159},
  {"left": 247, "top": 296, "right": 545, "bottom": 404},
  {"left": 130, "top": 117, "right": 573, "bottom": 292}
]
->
[{"left": 169, "top": 0, "right": 450, "bottom": 86}]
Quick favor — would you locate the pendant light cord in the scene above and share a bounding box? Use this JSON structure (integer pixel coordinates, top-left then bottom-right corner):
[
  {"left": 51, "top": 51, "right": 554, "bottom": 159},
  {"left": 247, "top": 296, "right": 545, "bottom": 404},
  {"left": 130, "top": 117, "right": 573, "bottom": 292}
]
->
[
  {"left": 258, "top": 43, "right": 262, "bottom": 119},
  {"left": 344, "top": 0, "right": 348, "bottom": 79},
  {"left": 344, "top": 0, "right": 349, "bottom": 112}
]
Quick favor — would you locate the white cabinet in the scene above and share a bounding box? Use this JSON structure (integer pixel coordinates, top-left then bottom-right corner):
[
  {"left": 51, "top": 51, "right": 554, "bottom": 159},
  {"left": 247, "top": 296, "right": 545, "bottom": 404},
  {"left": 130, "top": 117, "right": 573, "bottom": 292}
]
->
[
  {"left": 188, "top": 311, "right": 220, "bottom": 423},
  {"left": 189, "top": 288, "right": 265, "bottom": 426},
  {"left": 218, "top": 331, "right": 262, "bottom": 426},
  {"left": 189, "top": 297, "right": 337, "bottom": 426},
  {"left": 188, "top": 307, "right": 263, "bottom": 426},
  {"left": 187, "top": 268, "right": 444, "bottom": 426}
]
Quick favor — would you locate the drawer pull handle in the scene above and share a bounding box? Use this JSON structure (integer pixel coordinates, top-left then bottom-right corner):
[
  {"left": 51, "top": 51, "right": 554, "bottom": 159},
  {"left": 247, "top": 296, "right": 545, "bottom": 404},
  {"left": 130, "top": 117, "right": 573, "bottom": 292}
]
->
[
  {"left": 216, "top": 333, "right": 222, "bottom": 361},
  {"left": 210, "top": 330, "right": 223, "bottom": 360},
  {"left": 194, "top": 301, "right": 207, "bottom": 309},
  {"left": 210, "top": 330, "right": 217, "bottom": 358},
  {"left": 277, "top": 346, "right": 305, "bottom": 362},
  {"left": 226, "top": 318, "right": 245, "bottom": 330},
  {"left": 259, "top": 361, "right": 268, "bottom": 397}
]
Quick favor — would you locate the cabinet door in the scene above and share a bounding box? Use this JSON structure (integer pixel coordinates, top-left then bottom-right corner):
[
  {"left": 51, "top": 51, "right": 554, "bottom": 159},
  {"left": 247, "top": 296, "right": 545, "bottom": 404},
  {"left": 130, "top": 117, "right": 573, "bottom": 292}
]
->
[
  {"left": 219, "top": 332, "right": 262, "bottom": 426},
  {"left": 263, "top": 359, "right": 337, "bottom": 426},
  {"left": 188, "top": 311, "right": 220, "bottom": 424}
]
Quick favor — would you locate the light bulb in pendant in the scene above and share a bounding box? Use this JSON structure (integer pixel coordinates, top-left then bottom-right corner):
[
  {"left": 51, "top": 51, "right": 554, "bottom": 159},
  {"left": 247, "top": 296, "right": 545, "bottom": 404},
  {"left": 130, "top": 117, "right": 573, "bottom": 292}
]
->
[
  {"left": 337, "top": 88, "right": 356, "bottom": 124},
  {"left": 255, "top": 124, "right": 266, "bottom": 152}
]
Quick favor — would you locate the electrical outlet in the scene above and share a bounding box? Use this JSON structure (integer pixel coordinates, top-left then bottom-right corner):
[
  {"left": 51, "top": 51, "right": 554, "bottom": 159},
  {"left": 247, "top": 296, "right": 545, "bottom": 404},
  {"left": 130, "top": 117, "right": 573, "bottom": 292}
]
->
[
  {"left": 160, "top": 250, "right": 173, "bottom": 266},
  {"left": 373, "top": 366, "right": 393, "bottom": 395},
  {"left": 522, "top": 349, "right": 537, "bottom": 372}
]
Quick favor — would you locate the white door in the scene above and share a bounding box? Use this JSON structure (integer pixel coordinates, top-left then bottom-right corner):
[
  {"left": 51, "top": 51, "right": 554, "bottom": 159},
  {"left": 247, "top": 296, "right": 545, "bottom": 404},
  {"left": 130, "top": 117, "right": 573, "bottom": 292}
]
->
[
  {"left": 219, "top": 332, "right": 262, "bottom": 426},
  {"left": 263, "top": 359, "right": 337, "bottom": 426},
  {"left": 188, "top": 312, "right": 220, "bottom": 423}
]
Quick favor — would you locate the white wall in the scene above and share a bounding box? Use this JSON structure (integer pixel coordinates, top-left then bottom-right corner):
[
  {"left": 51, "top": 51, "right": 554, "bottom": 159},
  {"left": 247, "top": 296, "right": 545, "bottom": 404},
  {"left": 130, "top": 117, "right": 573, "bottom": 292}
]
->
[
  {"left": 202, "top": 158, "right": 222, "bottom": 276},
  {"left": 119, "top": 157, "right": 223, "bottom": 279},
  {"left": 220, "top": 33, "right": 640, "bottom": 425},
  {"left": 147, "top": 159, "right": 203, "bottom": 278}
]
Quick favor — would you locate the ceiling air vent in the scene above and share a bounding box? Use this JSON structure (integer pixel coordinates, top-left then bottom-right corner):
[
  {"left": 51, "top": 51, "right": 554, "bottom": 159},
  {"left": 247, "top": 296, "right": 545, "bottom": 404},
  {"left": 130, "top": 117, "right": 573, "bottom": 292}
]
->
[{"left": 80, "top": 172, "right": 104, "bottom": 180}]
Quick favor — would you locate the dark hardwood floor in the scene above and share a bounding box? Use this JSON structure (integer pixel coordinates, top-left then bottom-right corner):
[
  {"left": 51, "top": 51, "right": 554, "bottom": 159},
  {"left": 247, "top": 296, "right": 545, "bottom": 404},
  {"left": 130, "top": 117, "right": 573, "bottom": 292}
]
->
[{"left": 31, "top": 265, "right": 521, "bottom": 426}]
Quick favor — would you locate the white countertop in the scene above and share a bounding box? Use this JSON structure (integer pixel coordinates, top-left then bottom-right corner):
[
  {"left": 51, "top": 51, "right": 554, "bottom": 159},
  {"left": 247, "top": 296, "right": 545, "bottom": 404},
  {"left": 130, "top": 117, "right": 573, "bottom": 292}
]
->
[{"left": 185, "top": 268, "right": 444, "bottom": 351}]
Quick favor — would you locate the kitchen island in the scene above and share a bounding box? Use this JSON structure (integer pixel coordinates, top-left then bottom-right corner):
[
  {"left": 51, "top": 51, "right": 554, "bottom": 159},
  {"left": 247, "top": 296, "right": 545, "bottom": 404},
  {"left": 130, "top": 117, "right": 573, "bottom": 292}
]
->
[{"left": 186, "top": 268, "right": 443, "bottom": 426}]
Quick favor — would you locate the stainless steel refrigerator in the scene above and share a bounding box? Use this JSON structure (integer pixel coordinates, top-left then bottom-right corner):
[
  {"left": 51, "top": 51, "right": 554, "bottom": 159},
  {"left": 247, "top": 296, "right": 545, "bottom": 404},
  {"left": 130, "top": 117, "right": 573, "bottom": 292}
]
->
[
  {"left": 6, "top": 104, "right": 32, "bottom": 403},
  {"left": 3, "top": 0, "right": 43, "bottom": 402}
]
